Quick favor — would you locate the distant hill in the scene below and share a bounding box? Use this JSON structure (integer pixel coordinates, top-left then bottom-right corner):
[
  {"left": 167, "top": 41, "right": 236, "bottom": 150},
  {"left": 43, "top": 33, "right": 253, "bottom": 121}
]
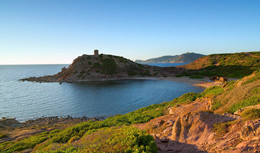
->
[{"left": 135, "top": 52, "right": 204, "bottom": 63}]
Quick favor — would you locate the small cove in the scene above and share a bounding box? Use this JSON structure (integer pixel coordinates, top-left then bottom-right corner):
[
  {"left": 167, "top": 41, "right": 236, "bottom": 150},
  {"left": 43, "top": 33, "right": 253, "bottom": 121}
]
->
[{"left": 0, "top": 64, "right": 203, "bottom": 121}]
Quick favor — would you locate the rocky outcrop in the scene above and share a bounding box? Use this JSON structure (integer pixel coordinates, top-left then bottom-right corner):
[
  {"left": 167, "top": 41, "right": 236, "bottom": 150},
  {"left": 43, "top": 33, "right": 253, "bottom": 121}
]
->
[
  {"left": 136, "top": 92, "right": 259, "bottom": 152},
  {"left": 147, "top": 110, "right": 259, "bottom": 153},
  {"left": 209, "top": 76, "right": 228, "bottom": 82},
  {"left": 0, "top": 118, "right": 20, "bottom": 127},
  {"left": 171, "top": 111, "right": 235, "bottom": 144},
  {"left": 20, "top": 54, "right": 179, "bottom": 83}
]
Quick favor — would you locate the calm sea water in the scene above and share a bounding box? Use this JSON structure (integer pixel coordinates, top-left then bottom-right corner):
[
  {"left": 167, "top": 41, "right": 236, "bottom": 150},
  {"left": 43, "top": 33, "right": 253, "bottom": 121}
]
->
[{"left": 0, "top": 64, "right": 203, "bottom": 121}]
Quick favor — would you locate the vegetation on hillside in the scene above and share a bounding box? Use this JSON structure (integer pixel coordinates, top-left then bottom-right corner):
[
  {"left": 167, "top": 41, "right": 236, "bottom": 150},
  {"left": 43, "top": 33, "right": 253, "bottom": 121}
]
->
[
  {"left": 178, "top": 52, "right": 260, "bottom": 78},
  {"left": 38, "top": 126, "right": 157, "bottom": 153},
  {"left": 0, "top": 92, "right": 201, "bottom": 152},
  {"left": 3, "top": 59, "right": 260, "bottom": 152}
]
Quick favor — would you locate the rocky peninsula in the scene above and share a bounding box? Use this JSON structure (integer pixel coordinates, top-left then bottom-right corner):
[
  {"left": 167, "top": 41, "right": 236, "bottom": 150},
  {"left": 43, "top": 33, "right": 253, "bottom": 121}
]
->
[{"left": 20, "top": 51, "right": 181, "bottom": 83}]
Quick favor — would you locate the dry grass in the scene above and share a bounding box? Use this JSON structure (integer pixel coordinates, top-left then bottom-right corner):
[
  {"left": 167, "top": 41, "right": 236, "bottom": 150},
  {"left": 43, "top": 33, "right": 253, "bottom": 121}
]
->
[{"left": 215, "top": 80, "right": 260, "bottom": 113}]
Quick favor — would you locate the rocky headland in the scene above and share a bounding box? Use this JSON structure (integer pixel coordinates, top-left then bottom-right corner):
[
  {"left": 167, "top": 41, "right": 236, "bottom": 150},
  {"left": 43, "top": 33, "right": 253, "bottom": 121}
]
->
[{"left": 20, "top": 53, "right": 180, "bottom": 83}]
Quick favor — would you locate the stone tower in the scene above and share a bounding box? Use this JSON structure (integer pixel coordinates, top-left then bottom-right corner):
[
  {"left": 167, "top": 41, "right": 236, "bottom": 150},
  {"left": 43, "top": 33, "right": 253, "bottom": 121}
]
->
[{"left": 94, "top": 49, "right": 99, "bottom": 56}]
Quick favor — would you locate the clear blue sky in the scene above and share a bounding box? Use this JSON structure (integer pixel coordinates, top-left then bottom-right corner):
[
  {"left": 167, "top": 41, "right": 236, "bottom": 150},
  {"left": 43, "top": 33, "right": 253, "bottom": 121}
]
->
[{"left": 0, "top": 0, "right": 260, "bottom": 64}]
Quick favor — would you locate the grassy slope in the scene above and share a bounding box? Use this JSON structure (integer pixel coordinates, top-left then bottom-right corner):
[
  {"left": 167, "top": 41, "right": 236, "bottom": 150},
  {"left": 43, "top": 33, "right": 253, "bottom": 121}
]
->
[
  {"left": 1, "top": 70, "right": 260, "bottom": 152},
  {"left": 178, "top": 51, "right": 260, "bottom": 78}
]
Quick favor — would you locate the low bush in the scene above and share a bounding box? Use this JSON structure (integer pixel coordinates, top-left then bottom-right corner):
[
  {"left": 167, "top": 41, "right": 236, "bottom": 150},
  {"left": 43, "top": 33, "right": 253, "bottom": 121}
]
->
[
  {"left": 0, "top": 132, "right": 7, "bottom": 138},
  {"left": 2, "top": 132, "right": 49, "bottom": 153},
  {"left": 229, "top": 95, "right": 260, "bottom": 113},
  {"left": 211, "top": 100, "right": 222, "bottom": 111},
  {"left": 101, "top": 58, "right": 117, "bottom": 75},
  {"left": 199, "top": 86, "right": 224, "bottom": 97},
  {"left": 0, "top": 141, "right": 14, "bottom": 151},
  {"left": 39, "top": 126, "right": 157, "bottom": 153},
  {"left": 213, "top": 121, "right": 234, "bottom": 138},
  {"left": 241, "top": 108, "right": 260, "bottom": 120},
  {"left": 93, "top": 62, "right": 102, "bottom": 69}
]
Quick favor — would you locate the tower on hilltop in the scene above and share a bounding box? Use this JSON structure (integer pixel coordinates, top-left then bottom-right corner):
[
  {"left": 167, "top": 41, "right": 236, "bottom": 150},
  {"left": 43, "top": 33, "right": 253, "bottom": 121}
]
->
[{"left": 94, "top": 49, "right": 99, "bottom": 56}]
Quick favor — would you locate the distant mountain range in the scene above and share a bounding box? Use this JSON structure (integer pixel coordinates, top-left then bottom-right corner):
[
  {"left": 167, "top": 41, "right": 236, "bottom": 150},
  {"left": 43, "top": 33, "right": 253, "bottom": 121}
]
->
[{"left": 135, "top": 52, "right": 205, "bottom": 63}]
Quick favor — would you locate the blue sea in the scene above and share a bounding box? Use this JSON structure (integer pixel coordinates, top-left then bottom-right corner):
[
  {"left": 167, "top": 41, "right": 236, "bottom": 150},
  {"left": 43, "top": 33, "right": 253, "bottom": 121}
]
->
[{"left": 0, "top": 64, "right": 203, "bottom": 121}]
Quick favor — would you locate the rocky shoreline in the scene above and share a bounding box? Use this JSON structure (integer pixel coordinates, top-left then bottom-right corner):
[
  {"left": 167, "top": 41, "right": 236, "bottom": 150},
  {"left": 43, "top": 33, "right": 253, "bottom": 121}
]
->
[
  {"left": 20, "top": 75, "right": 212, "bottom": 89},
  {"left": 0, "top": 116, "right": 104, "bottom": 128}
]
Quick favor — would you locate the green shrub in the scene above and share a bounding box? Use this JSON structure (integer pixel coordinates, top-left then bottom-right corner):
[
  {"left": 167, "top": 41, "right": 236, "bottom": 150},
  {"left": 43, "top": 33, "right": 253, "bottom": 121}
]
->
[
  {"left": 141, "top": 69, "right": 151, "bottom": 76},
  {"left": 128, "top": 70, "right": 137, "bottom": 76},
  {"left": 199, "top": 86, "right": 224, "bottom": 97},
  {"left": 224, "top": 80, "right": 236, "bottom": 91},
  {"left": 213, "top": 121, "right": 233, "bottom": 138},
  {"left": 211, "top": 100, "right": 222, "bottom": 111},
  {"left": 241, "top": 108, "right": 260, "bottom": 120},
  {"left": 229, "top": 95, "right": 260, "bottom": 113},
  {"left": 172, "top": 92, "right": 198, "bottom": 104},
  {"left": 0, "top": 132, "right": 7, "bottom": 138},
  {"left": 251, "top": 87, "right": 260, "bottom": 95},
  {"left": 0, "top": 141, "right": 14, "bottom": 151},
  {"left": 93, "top": 62, "right": 102, "bottom": 68},
  {"left": 101, "top": 58, "right": 117, "bottom": 75},
  {"left": 39, "top": 126, "right": 157, "bottom": 153},
  {"left": 2, "top": 132, "right": 49, "bottom": 153}
]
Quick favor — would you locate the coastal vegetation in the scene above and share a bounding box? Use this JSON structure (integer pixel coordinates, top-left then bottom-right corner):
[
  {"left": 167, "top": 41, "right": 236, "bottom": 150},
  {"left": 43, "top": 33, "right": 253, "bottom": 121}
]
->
[
  {"left": 2, "top": 52, "right": 260, "bottom": 152},
  {"left": 178, "top": 51, "right": 260, "bottom": 78},
  {"left": 241, "top": 108, "right": 260, "bottom": 120},
  {"left": 4, "top": 70, "right": 260, "bottom": 152},
  {"left": 38, "top": 126, "right": 157, "bottom": 153}
]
